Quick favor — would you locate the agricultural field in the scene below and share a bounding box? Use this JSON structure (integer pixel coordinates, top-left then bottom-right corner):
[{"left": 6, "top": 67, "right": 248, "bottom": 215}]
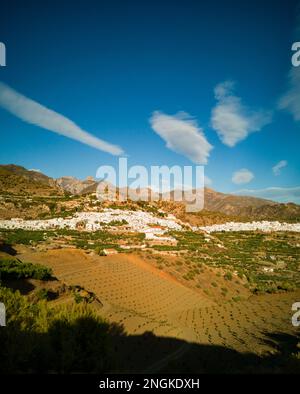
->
[
  {"left": 1, "top": 226, "right": 300, "bottom": 373},
  {"left": 147, "top": 230, "right": 300, "bottom": 296}
]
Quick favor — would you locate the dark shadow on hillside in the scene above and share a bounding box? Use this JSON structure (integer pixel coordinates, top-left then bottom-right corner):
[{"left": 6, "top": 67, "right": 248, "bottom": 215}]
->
[
  {"left": 0, "top": 242, "right": 17, "bottom": 256},
  {"left": 0, "top": 314, "right": 299, "bottom": 374},
  {"left": 1, "top": 278, "right": 35, "bottom": 295},
  {"left": 262, "top": 332, "right": 300, "bottom": 356},
  {"left": 158, "top": 331, "right": 300, "bottom": 374}
]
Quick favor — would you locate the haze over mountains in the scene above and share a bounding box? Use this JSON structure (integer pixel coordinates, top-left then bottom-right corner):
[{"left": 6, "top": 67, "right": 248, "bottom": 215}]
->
[
  {"left": 56, "top": 175, "right": 98, "bottom": 195},
  {"left": 1, "top": 164, "right": 300, "bottom": 222}
]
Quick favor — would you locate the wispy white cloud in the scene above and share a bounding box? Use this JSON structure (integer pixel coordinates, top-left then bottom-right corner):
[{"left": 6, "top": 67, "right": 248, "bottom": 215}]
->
[
  {"left": 0, "top": 81, "right": 123, "bottom": 156},
  {"left": 272, "top": 160, "right": 287, "bottom": 176},
  {"left": 232, "top": 168, "right": 254, "bottom": 185},
  {"left": 211, "top": 81, "right": 272, "bottom": 147},
  {"left": 150, "top": 111, "right": 213, "bottom": 164},
  {"left": 29, "top": 168, "right": 41, "bottom": 173},
  {"left": 232, "top": 186, "right": 300, "bottom": 204},
  {"left": 278, "top": 64, "right": 300, "bottom": 121}
]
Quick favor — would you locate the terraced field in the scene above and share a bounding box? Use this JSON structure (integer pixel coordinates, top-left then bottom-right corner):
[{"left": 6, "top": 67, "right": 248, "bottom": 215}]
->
[
  {"left": 17, "top": 245, "right": 300, "bottom": 365},
  {"left": 176, "top": 291, "right": 299, "bottom": 352},
  {"left": 17, "top": 249, "right": 210, "bottom": 341}
]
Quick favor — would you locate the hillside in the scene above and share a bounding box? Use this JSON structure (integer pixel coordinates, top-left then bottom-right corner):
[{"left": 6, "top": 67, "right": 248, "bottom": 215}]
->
[
  {"left": 203, "top": 188, "right": 300, "bottom": 222},
  {"left": 2, "top": 231, "right": 299, "bottom": 373},
  {"left": 159, "top": 188, "right": 300, "bottom": 223},
  {"left": 53, "top": 171, "right": 300, "bottom": 223},
  {"left": 0, "top": 164, "right": 299, "bottom": 223},
  {"left": 204, "top": 187, "right": 276, "bottom": 211},
  {"left": 0, "top": 165, "right": 63, "bottom": 196}
]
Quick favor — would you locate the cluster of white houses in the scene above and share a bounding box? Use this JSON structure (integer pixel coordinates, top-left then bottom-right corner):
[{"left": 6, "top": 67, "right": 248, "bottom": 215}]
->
[
  {"left": 0, "top": 210, "right": 300, "bottom": 236},
  {"left": 0, "top": 209, "right": 182, "bottom": 240},
  {"left": 196, "top": 221, "right": 300, "bottom": 233}
]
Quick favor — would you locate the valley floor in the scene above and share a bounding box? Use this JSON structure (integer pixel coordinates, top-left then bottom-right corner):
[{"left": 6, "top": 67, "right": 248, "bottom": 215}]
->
[{"left": 16, "top": 247, "right": 300, "bottom": 373}]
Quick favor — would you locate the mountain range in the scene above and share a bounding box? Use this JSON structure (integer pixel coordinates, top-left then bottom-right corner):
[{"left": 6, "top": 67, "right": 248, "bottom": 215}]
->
[{"left": 0, "top": 164, "right": 299, "bottom": 222}]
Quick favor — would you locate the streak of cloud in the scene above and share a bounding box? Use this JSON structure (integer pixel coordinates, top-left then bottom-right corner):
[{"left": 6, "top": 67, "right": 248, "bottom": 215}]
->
[
  {"left": 272, "top": 160, "right": 287, "bottom": 176},
  {"left": 0, "top": 82, "right": 123, "bottom": 155},
  {"left": 232, "top": 186, "right": 300, "bottom": 204}
]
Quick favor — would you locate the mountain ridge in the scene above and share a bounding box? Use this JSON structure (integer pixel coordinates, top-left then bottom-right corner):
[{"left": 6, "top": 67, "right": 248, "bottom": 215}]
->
[{"left": 0, "top": 164, "right": 299, "bottom": 222}]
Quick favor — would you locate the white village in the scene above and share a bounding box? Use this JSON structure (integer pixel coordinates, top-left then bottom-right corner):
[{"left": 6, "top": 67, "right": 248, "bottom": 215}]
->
[{"left": 0, "top": 209, "right": 300, "bottom": 238}]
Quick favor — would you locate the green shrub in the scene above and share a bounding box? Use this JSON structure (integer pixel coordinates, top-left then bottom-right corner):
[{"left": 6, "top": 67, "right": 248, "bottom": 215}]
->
[
  {"left": 35, "top": 288, "right": 51, "bottom": 301},
  {"left": 104, "top": 219, "right": 128, "bottom": 226},
  {"left": 94, "top": 247, "right": 106, "bottom": 256},
  {"left": 1, "top": 229, "right": 46, "bottom": 245},
  {"left": 278, "top": 282, "right": 297, "bottom": 292},
  {"left": 224, "top": 272, "right": 233, "bottom": 281},
  {"left": 237, "top": 270, "right": 244, "bottom": 279},
  {"left": 254, "top": 281, "right": 297, "bottom": 294},
  {"left": 0, "top": 286, "right": 116, "bottom": 373},
  {"left": 0, "top": 258, "right": 52, "bottom": 280},
  {"left": 74, "top": 292, "right": 84, "bottom": 304}
]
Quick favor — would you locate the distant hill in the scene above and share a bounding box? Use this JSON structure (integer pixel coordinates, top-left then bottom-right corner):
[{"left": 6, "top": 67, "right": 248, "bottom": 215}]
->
[
  {"left": 56, "top": 176, "right": 98, "bottom": 195},
  {"left": 204, "top": 187, "right": 276, "bottom": 211},
  {"left": 0, "top": 164, "right": 299, "bottom": 222},
  {"left": 0, "top": 164, "right": 63, "bottom": 196},
  {"left": 167, "top": 188, "right": 300, "bottom": 223},
  {"left": 160, "top": 187, "right": 300, "bottom": 223},
  {"left": 202, "top": 188, "right": 300, "bottom": 222}
]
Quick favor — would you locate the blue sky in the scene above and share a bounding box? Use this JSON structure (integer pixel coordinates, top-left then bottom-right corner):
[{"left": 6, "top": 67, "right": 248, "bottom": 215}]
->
[{"left": 0, "top": 0, "right": 299, "bottom": 202}]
